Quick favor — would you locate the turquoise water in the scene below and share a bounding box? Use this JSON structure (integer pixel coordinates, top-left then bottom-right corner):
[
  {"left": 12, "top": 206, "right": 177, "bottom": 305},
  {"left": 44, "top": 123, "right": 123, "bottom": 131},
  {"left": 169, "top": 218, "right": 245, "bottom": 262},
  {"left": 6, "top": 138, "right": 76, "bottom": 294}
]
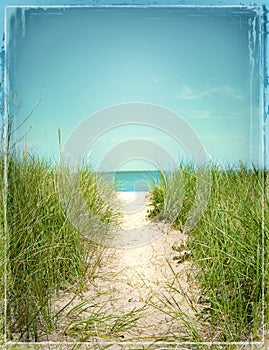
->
[{"left": 103, "top": 170, "right": 161, "bottom": 192}]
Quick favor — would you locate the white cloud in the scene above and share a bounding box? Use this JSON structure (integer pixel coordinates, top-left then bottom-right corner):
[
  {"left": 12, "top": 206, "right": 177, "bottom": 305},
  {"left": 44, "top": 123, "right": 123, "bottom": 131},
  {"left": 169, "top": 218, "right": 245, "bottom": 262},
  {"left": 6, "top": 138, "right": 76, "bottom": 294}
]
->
[
  {"left": 184, "top": 110, "right": 215, "bottom": 119},
  {"left": 182, "top": 108, "right": 247, "bottom": 120},
  {"left": 151, "top": 77, "right": 159, "bottom": 84},
  {"left": 202, "top": 134, "right": 247, "bottom": 140},
  {"left": 176, "top": 85, "right": 246, "bottom": 101}
]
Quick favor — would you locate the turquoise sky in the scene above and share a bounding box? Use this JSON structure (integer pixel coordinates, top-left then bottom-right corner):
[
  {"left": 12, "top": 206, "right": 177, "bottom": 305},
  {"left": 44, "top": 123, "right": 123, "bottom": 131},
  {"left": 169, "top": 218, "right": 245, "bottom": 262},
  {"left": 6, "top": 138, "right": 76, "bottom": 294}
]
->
[{"left": 7, "top": 6, "right": 264, "bottom": 170}]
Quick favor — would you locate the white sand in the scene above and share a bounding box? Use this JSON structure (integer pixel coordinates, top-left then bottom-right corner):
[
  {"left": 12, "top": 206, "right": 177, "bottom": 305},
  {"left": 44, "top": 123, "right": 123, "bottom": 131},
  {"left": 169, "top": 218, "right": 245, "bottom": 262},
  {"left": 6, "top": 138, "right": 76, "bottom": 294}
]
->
[
  {"left": 116, "top": 191, "right": 150, "bottom": 229},
  {"left": 49, "top": 191, "right": 206, "bottom": 344}
]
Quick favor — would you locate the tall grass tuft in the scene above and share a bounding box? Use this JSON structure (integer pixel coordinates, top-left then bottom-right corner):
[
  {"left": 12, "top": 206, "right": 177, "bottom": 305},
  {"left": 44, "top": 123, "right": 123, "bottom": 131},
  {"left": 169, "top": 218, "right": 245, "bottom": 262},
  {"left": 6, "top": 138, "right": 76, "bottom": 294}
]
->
[
  {"left": 148, "top": 165, "right": 197, "bottom": 229},
  {"left": 149, "top": 163, "right": 268, "bottom": 341},
  {"left": 4, "top": 151, "right": 118, "bottom": 341},
  {"left": 0, "top": 155, "right": 5, "bottom": 338}
]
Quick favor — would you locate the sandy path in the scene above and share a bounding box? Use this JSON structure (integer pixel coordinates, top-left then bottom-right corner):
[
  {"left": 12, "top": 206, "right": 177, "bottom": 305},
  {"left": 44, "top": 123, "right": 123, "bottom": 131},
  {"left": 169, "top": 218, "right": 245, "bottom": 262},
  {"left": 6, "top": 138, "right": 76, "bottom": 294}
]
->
[{"left": 49, "top": 192, "right": 205, "bottom": 345}]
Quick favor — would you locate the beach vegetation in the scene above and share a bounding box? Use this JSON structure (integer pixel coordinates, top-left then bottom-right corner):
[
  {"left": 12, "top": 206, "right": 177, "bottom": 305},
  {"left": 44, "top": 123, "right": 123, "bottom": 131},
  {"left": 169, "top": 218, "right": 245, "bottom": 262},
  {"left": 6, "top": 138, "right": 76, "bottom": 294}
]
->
[
  {"left": 1, "top": 150, "right": 119, "bottom": 341},
  {"left": 148, "top": 163, "right": 268, "bottom": 342}
]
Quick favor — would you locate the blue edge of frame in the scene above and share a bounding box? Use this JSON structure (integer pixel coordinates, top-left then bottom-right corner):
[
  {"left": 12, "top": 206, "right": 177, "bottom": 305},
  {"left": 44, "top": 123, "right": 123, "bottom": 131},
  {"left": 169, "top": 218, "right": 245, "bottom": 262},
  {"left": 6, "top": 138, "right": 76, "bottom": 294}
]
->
[
  {"left": 0, "top": 0, "right": 268, "bottom": 169},
  {"left": 0, "top": 0, "right": 268, "bottom": 347}
]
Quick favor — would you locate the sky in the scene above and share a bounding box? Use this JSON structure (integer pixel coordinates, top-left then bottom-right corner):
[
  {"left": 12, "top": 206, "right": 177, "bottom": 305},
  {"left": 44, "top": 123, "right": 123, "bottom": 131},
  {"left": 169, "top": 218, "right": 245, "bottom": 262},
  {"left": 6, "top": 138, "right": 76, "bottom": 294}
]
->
[{"left": 6, "top": 5, "right": 265, "bottom": 170}]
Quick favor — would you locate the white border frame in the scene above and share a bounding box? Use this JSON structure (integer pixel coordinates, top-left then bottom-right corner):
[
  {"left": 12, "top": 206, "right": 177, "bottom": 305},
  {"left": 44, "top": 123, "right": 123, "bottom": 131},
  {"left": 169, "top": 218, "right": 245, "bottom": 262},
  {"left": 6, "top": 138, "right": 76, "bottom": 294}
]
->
[{"left": 3, "top": 4, "right": 267, "bottom": 349}]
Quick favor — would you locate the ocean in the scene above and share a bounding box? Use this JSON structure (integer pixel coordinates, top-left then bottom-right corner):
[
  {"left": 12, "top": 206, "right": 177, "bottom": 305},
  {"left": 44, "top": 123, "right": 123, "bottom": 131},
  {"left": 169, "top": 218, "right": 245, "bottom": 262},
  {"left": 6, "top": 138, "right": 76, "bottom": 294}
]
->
[{"left": 103, "top": 170, "right": 161, "bottom": 192}]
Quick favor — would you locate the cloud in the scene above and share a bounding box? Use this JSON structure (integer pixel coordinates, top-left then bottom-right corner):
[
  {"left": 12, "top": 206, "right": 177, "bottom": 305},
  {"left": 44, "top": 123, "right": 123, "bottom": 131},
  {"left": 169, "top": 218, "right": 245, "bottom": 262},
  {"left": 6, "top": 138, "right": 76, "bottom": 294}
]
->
[
  {"left": 151, "top": 77, "right": 159, "bottom": 84},
  {"left": 184, "top": 110, "right": 216, "bottom": 119},
  {"left": 181, "top": 108, "right": 248, "bottom": 120},
  {"left": 176, "top": 85, "right": 246, "bottom": 101},
  {"left": 202, "top": 134, "right": 247, "bottom": 141}
]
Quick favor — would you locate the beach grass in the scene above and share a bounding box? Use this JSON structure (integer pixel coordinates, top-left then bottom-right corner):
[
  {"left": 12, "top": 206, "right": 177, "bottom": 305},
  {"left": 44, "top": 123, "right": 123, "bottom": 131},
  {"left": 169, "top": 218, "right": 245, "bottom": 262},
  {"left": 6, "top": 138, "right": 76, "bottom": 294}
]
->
[
  {"left": 63, "top": 294, "right": 146, "bottom": 342},
  {"left": 1, "top": 149, "right": 268, "bottom": 344},
  {"left": 0, "top": 155, "right": 5, "bottom": 339},
  {"left": 148, "top": 164, "right": 268, "bottom": 342},
  {"left": 1, "top": 151, "right": 119, "bottom": 341}
]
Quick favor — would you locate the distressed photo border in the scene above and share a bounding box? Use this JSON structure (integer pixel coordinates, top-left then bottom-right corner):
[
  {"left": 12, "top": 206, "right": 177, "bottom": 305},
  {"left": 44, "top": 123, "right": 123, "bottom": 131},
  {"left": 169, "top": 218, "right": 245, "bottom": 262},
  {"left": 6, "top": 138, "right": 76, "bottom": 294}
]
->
[{"left": 1, "top": 0, "right": 268, "bottom": 348}]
